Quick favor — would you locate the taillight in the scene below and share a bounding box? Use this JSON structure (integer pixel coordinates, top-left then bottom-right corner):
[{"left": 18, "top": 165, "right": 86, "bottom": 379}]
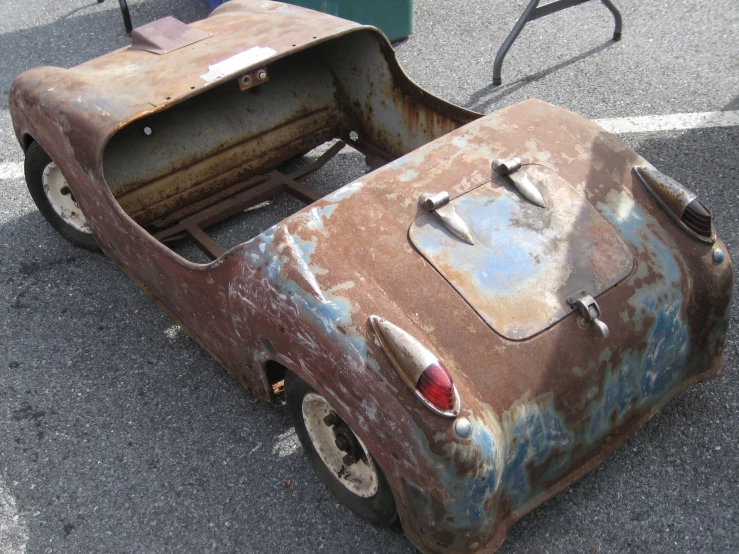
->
[
  {"left": 369, "top": 316, "right": 460, "bottom": 417},
  {"left": 633, "top": 166, "right": 715, "bottom": 243},
  {"left": 682, "top": 198, "right": 712, "bottom": 238}
]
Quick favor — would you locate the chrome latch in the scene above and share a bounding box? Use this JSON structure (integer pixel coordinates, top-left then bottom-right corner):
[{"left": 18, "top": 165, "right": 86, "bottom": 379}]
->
[
  {"left": 419, "top": 191, "right": 475, "bottom": 245},
  {"left": 567, "top": 290, "right": 609, "bottom": 338},
  {"left": 492, "top": 156, "right": 546, "bottom": 208}
]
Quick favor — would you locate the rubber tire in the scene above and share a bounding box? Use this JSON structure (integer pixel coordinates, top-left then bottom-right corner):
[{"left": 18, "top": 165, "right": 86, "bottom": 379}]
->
[
  {"left": 285, "top": 371, "right": 398, "bottom": 526},
  {"left": 24, "top": 141, "right": 99, "bottom": 251}
]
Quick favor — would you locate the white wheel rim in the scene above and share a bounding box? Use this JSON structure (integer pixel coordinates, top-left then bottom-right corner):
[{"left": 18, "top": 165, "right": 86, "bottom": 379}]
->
[
  {"left": 302, "top": 392, "right": 379, "bottom": 498},
  {"left": 42, "top": 163, "right": 92, "bottom": 234}
]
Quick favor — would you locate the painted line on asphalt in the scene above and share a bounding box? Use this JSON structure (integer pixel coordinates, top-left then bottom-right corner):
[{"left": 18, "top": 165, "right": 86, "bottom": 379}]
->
[{"left": 594, "top": 110, "right": 739, "bottom": 134}]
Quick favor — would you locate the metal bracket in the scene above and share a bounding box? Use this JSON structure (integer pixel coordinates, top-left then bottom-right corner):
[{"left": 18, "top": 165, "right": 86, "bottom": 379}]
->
[
  {"left": 567, "top": 290, "right": 609, "bottom": 338},
  {"left": 492, "top": 157, "right": 546, "bottom": 207},
  {"left": 419, "top": 191, "right": 475, "bottom": 245}
]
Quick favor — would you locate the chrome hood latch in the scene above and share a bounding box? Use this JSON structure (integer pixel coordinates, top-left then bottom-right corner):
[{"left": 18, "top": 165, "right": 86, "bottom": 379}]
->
[{"left": 567, "top": 290, "right": 609, "bottom": 338}]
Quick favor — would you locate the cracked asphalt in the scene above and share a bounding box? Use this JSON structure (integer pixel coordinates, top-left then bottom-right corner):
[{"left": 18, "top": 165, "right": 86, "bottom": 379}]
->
[{"left": 1, "top": 1, "right": 737, "bottom": 553}]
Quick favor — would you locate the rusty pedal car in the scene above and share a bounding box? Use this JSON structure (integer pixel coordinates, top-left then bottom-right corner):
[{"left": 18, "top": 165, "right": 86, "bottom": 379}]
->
[{"left": 9, "top": 1, "right": 733, "bottom": 552}]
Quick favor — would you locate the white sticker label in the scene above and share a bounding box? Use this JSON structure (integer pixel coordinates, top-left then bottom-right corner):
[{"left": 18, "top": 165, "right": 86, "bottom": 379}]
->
[{"left": 200, "top": 46, "right": 277, "bottom": 82}]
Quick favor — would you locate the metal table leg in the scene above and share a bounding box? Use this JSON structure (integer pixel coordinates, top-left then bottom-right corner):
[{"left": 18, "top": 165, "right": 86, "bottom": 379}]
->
[
  {"left": 98, "top": 0, "right": 133, "bottom": 36},
  {"left": 492, "top": 0, "right": 540, "bottom": 86},
  {"left": 492, "top": 0, "right": 623, "bottom": 86},
  {"left": 601, "top": 0, "right": 623, "bottom": 40}
]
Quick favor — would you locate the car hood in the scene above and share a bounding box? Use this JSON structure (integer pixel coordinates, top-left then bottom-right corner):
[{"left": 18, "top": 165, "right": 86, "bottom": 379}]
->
[{"left": 409, "top": 164, "right": 633, "bottom": 340}]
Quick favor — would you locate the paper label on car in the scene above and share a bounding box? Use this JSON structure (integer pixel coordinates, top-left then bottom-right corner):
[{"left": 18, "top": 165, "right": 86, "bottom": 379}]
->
[{"left": 200, "top": 47, "right": 277, "bottom": 82}]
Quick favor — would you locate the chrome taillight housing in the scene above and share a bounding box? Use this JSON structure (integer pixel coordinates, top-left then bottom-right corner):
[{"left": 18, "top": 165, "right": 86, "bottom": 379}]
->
[
  {"left": 369, "top": 316, "right": 460, "bottom": 417},
  {"left": 634, "top": 166, "right": 715, "bottom": 243}
]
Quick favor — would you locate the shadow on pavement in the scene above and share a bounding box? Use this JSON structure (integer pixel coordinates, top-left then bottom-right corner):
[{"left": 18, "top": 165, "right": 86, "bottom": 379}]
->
[{"left": 465, "top": 40, "right": 616, "bottom": 113}]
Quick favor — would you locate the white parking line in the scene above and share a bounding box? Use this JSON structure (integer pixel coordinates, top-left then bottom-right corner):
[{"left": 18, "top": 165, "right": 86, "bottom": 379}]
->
[{"left": 593, "top": 110, "right": 739, "bottom": 134}]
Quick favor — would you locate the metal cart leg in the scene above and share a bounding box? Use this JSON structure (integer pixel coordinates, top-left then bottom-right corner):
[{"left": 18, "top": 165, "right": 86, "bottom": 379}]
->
[
  {"left": 601, "top": 0, "right": 623, "bottom": 40},
  {"left": 492, "top": 0, "right": 623, "bottom": 86},
  {"left": 118, "top": 0, "right": 133, "bottom": 35},
  {"left": 97, "top": 0, "right": 133, "bottom": 36},
  {"left": 492, "top": 0, "right": 540, "bottom": 86}
]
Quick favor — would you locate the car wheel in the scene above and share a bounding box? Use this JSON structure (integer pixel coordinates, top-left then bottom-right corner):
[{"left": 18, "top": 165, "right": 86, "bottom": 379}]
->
[
  {"left": 24, "top": 141, "right": 99, "bottom": 251},
  {"left": 285, "top": 371, "right": 398, "bottom": 526}
]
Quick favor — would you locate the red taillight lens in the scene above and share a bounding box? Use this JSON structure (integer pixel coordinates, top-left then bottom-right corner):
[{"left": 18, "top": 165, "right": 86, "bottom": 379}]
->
[
  {"left": 415, "top": 362, "right": 455, "bottom": 411},
  {"left": 369, "top": 315, "right": 460, "bottom": 417},
  {"left": 681, "top": 198, "right": 712, "bottom": 238}
]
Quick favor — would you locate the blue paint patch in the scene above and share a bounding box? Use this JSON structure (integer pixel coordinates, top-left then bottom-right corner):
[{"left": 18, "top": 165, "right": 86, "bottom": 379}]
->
[
  {"left": 499, "top": 396, "right": 574, "bottom": 511},
  {"left": 238, "top": 213, "right": 374, "bottom": 373}
]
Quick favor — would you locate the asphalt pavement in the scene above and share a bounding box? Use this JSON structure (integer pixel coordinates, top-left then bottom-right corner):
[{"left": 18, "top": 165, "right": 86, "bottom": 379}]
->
[{"left": 1, "top": 1, "right": 737, "bottom": 553}]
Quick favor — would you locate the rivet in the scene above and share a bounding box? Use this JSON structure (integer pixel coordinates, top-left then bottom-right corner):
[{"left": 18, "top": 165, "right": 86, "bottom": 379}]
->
[
  {"left": 143, "top": 126, "right": 152, "bottom": 136},
  {"left": 454, "top": 417, "right": 472, "bottom": 439},
  {"left": 713, "top": 248, "right": 724, "bottom": 264}
]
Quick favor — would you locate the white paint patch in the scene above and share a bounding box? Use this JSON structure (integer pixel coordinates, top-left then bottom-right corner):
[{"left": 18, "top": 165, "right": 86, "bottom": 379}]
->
[
  {"left": 593, "top": 110, "right": 739, "bottom": 134},
  {"left": 0, "top": 163, "right": 23, "bottom": 180},
  {"left": 272, "top": 428, "right": 300, "bottom": 458},
  {"left": 164, "top": 325, "right": 182, "bottom": 340},
  {"left": 0, "top": 474, "right": 28, "bottom": 554}
]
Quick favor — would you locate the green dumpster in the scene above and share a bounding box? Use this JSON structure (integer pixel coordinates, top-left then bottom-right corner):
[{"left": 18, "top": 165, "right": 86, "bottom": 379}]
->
[{"left": 285, "top": 0, "right": 414, "bottom": 42}]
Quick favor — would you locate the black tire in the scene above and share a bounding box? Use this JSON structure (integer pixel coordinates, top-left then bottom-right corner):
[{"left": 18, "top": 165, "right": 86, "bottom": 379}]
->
[
  {"left": 24, "top": 141, "right": 99, "bottom": 251},
  {"left": 285, "top": 371, "right": 398, "bottom": 526}
]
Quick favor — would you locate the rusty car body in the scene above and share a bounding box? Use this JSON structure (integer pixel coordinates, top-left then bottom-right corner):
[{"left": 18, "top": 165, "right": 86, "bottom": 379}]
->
[{"left": 8, "top": 1, "right": 733, "bottom": 553}]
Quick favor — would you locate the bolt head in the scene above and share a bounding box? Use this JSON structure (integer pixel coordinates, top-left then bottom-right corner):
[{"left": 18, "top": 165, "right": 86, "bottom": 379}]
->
[
  {"left": 143, "top": 126, "right": 152, "bottom": 136},
  {"left": 454, "top": 417, "right": 472, "bottom": 439},
  {"left": 713, "top": 248, "right": 725, "bottom": 263},
  {"left": 323, "top": 412, "right": 339, "bottom": 427},
  {"left": 256, "top": 69, "right": 267, "bottom": 81},
  {"left": 334, "top": 435, "right": 350, "bottom": 452}
]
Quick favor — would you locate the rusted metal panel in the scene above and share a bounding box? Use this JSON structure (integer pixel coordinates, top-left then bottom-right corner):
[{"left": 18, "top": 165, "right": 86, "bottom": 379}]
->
[
  {"left": 410, "top": 164, "right": 633, "bottom": 340},
  {"left": 8, "top": 1, "right": 733, "bottom": 552}
]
